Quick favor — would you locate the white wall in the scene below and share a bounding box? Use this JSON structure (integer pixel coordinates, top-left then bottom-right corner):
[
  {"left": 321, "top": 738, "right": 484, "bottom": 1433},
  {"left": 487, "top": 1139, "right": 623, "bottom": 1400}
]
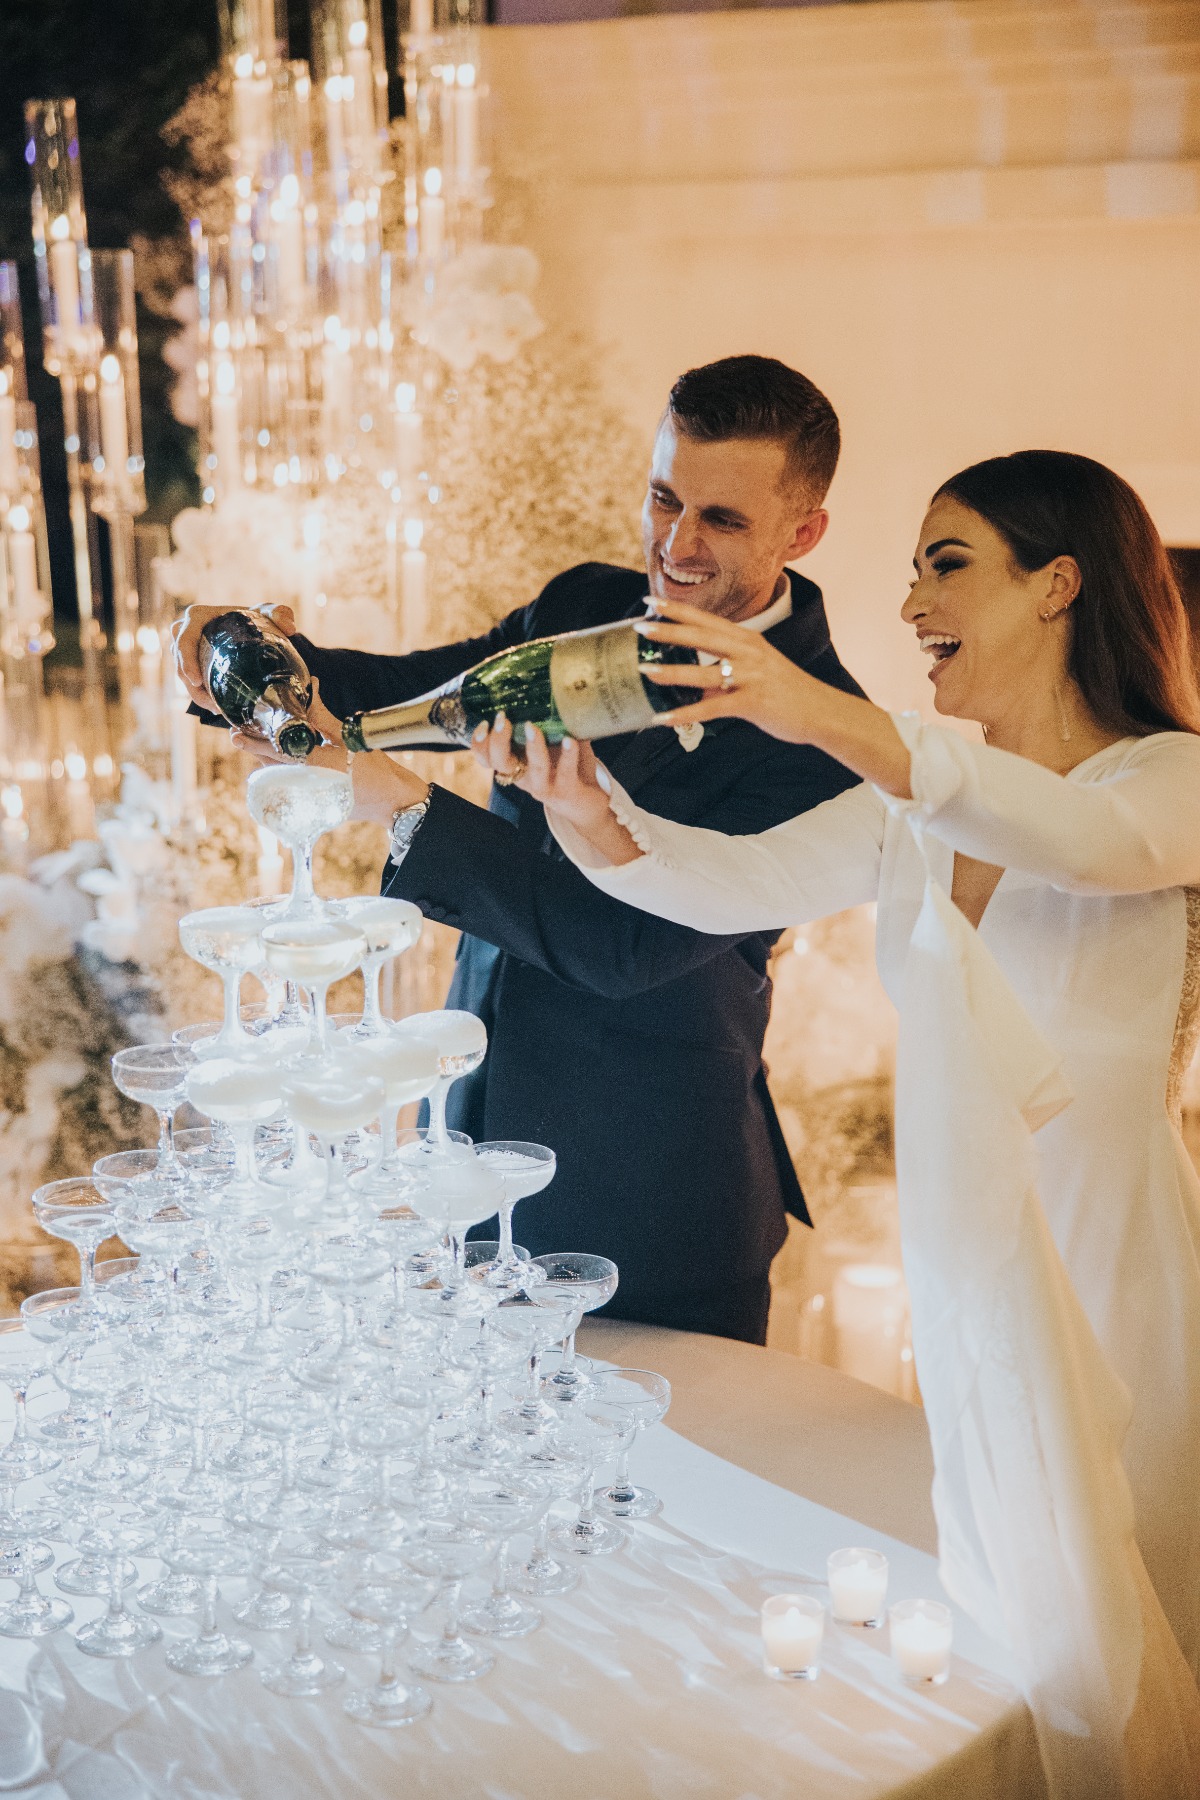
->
[{"left": 487, "top": 0, "right": 1200, "bottom": 710}]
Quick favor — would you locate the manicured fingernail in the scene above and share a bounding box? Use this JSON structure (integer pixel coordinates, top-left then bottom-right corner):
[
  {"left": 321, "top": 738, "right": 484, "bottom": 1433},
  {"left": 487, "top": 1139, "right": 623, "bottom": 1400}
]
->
[
  {"left": 473, "top": 722, "right": 487, "bottom": 742},
  {"left": 494, "top": 711, "right": 507, "bottom": 729},
  {"left": 561, "top": 736, "right": 574, "bottom": 747}
]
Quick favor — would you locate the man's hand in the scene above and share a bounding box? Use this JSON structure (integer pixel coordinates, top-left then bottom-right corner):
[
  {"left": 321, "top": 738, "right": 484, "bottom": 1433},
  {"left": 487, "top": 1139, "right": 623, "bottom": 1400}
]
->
[
  {"left": 471, "top": 714, "right": 614, "bottom": 837},
  {"left": 232, "top": 678, "right": 430, "bottom": 825},
  {"left": 170, "top": 602, "right": 299, "bottom": 716}
]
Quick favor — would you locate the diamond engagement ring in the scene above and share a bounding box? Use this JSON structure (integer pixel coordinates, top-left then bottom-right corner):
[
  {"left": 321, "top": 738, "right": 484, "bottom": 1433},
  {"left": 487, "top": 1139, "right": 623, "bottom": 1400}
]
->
[{"left": 718, "top": 657, "right": 736, "bottom": 690}]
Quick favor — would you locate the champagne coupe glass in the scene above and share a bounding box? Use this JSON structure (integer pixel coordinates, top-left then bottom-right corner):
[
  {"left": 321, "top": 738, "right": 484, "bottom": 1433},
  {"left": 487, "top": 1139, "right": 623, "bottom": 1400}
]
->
[
  {"left": 113, "top": 1190, "right": 206, "bottom": 1308},
  {"left": 403, "top": 1518, "right": 496, "bottom": 1683},
  {"left": 73, "top": 1517, "right": 162, "bottom": 1658},
  {"left": 110, "top": 1045, "right": 193, "bottom": 1189},
  {"left": 20, "top": 1288, "right": 104, "bottom": 1448},
  {"left": 331, "top": 897, "right": 423, "bottom": 1039},
  {"left": 296, "top": 1231, "right": 393, "bottom": 1400},
  {"left": 531, "top": 1253, "right": 619, "bottom": 1408},
  {"left": 459, "top": 1474, "right": 549, "bottom": 1639},
  {"left": 0, "top": 1320, "right": 60, "bottom": 1481},
  {"left": 403, "top": 1010, "right": 487, "bottom": 1148},
  {"left": 241, "top": 1383, "right": 332, "bottom": 1531},
  {"left": 156, "top": 1366, "right": 237, "bottom": 1517},
  {"left": 547, "top": 1409, "right": 627, "bottom": 1559},
  {"left": 163, "top": 1532, "right": 254, "bottom": 1676},
  {"left": 512, "top": 1438, "right": 590, "bottom": 1598},
  {"left": 31, "top": 1178, "right": 119, "bottom": 1318},
  {"left": 177, "top": 907, "right": 269, "bottom": 1057},
  {"left": 338, "top": 1555, "right": 439, "bottom": 1727},
  {"left": 415, "top": 1160, "right": 505, "bottom": 1317},
  {"left": 339, "top": 1033, "right": 440, "bottom": 1201},
  {"left": 261, "top": 920, "right": 366, "bottom": 1058},
  {"left": 473, "top": 1143, "right": 556, "bottom": 1290},
  {"left": 0, "top": 1508, "right": 72, "bottom": 1638},
  {"left": 0, "top": 1482, "right": 54, "bottom": 1580},
  {"left": 258, "top": 1536, "right": 345, "bottom": 1697},
  {"left": 247, "top": 763, "right": 353, "bottom": 922},
  {"left": 495, "top": 1292, "right": 584, "bottom": 1442},
  {"left": 588, "top": 1369, "right": 672, "bottom": 1519},
  {"left": 368, "top": 1193, "right": 440, "bottom": 1355},
  {"left": 52, "top": 1327, "right": 148, "bottom": 1500},
  {"left": 222, "top": 1213, "right": 299, "bottom": 1370},
  {"left": 186, "top": 1058, "right": 284, "bottom": 1210},
  {"left": 280, "top": 1065, "right": 384, "bottom": 1226}
]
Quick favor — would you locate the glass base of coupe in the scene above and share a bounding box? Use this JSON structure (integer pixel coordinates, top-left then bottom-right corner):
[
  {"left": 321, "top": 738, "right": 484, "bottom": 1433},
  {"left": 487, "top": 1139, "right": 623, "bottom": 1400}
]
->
[{"left": 9, "top": 764, "right": 670, "bottom": 1724}]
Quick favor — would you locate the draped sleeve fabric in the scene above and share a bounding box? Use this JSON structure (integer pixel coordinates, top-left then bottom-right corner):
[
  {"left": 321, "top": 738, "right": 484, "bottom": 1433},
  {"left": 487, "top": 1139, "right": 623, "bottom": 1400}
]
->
[
  {"left": 547, "top": 775, "right": 887, "bottom": 933},
  {"left": 891, "top": 717, "right": 1200, "bottom": 894}
]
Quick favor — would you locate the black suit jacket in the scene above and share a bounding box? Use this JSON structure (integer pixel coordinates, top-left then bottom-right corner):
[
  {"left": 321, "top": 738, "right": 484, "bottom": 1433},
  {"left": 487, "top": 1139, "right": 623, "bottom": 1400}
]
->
[{"left": 295, "top": 562, "right": 864, "bottom": 1312}]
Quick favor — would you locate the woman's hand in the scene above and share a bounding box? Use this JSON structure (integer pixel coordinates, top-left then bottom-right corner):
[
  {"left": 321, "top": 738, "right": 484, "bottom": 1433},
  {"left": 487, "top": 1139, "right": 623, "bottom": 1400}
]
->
[
  {"left": 471, "top": 714, "right": 642, "bottom": 864},
  {"left": 170, "top": 603, "right": 299, "bottom": 715},
  {"left": 636, "top": 595, "right": 913, "bottom": 796},
  {"left": 634, "top": 597, "right": 825, "bottom": 743},
  {"left": 231, "top": 678, "right": 430, "bottom": 826}
]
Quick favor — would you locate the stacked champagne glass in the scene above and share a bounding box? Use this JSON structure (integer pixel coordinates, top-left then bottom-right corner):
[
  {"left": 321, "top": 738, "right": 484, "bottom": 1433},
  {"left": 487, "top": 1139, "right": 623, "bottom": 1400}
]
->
[{"left": 3, "top": 764, "right": 671, "bottom": 1726}]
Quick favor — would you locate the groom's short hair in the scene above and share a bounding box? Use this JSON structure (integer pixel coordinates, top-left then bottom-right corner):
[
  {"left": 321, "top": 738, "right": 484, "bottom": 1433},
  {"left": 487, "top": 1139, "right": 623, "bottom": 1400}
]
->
[{"left": 667, "top": 355, "right": 840, "bottom": 506}]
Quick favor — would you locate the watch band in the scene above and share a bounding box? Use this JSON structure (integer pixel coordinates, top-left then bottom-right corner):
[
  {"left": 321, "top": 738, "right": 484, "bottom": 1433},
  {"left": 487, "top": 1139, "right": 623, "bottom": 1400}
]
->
[{"left": 388, "top": 792, "right": 432, "bottom": 867}]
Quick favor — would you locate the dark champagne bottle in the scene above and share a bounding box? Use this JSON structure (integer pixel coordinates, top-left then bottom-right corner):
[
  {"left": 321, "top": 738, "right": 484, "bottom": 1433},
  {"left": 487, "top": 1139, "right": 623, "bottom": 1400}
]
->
[
  {"left": 342, "top": 618, "right": 700, "bottom": 754},
  {"left": 197, "top": 611, "right": 322, "bottom": 760}
]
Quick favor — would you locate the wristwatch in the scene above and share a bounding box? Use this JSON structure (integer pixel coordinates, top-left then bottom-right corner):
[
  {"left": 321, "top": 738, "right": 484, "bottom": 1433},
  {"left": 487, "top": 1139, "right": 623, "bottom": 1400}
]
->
[{"left": 388, "top": 792, "right": 431, "bottom": 867}]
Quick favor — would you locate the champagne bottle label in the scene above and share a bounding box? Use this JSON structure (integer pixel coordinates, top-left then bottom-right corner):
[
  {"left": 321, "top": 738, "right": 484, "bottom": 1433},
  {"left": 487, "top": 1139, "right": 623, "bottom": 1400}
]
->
[{"left": 549, "top": 622, "right": 656, "bottom": 740}]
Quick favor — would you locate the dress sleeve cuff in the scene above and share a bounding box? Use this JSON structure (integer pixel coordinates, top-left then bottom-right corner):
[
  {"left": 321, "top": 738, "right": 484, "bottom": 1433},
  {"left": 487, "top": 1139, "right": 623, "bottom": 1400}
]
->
[
  {"left": 876, "top": 711, "right": 968, "bottom": 819},
  {"left": 546, "top": 776, "right": 669, "bottom": 873}
]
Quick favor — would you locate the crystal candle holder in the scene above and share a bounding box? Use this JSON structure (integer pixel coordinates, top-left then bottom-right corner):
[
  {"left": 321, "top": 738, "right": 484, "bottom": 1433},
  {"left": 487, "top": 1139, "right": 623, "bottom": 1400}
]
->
[
  {"left": 889, "top": 1598, "right": 953, "bottom": 1685},
  {"left": 827, "top": 1547, "right": 888, "bottom": 1627},
  {"left": 761, "top": 1594, "right": 824, "bottom": 1681}
]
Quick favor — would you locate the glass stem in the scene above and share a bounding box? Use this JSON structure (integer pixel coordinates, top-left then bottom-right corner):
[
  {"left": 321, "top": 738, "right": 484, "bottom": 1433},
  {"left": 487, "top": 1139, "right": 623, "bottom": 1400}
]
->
[
  {"left": 220, "top": 969, "right": 244, "bottom": 1047},
  {"left": 378, "top": 1622, "right": 398, "bottom": 1688},
  {"left": 559, "top": 1328, "right": 578, "bottom": 1378},
  {"left": 107, "top": 1551, "right": 128, "bottom": 1618},
  {"left": 361, "top": 958, "right": 385, "bottom": 1033},
  {"left": 79, "top": 1242, "right": 96, "bottom": 1298},
  {"left": 377, "top": 1103, "right": 400, "bottom": 1171},
  {"left": 154, "top": 1105, "right": 174, "bottom": 1168},
  {"left": 498, "top": 1198, "right": 516, "bottom": 1264},
  {"left": 493, "top": 1539, "right": 509, "bottom": 1598},
  {"left": 577, "top": 1462, "right": 597, "bottom": 1527},
  {"left": 16, "top": 1541, "right": 34, "bottom": 1601},
  {"left": 427, "top": 1078, "right": 449, "bottom": 1147},
  {"left": 12, "top": 1387, "right": 28, "bottom": 1448},
  {"left": 442, "top": 1579, "right": 462, "bottom": 1641},
  {"left": 291, "top": 838, "right": 317, "bottom": 915},
  {"left": 310, "top": 982, "right": 330, "bottom": 1055},
  {"left": 528, "top": 1513, "right": 551, "bottom": 1571},
  {"left": 294, "top": 1591, "right": 313, "bottom": 1659},
  {"left": 199, "top": 1573, "right": 219, "bottom": 1639},
  {"left": 612, "top": 1441, "right": 633, "bottom": 1496}
]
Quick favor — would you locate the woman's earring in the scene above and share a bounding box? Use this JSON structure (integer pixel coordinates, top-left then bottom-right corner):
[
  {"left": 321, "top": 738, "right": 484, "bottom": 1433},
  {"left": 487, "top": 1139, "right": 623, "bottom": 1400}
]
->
[{"left": 1039, "top": 600, "right": 1071, "bottom": 623}]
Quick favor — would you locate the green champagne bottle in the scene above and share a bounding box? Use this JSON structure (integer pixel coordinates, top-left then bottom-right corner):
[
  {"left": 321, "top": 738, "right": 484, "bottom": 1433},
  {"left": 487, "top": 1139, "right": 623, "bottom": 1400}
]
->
[
  {"left": 342, "top": 618, "right": 700, "bottom": 754},
  {"left": 197, "top": 611, "right": 322, "bottom": 760}
]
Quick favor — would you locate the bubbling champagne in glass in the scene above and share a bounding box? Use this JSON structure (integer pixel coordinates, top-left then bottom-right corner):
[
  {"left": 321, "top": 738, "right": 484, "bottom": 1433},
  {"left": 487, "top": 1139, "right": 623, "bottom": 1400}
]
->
[{"left": 247, "top": 765, "right": 353, "bottom": 922}]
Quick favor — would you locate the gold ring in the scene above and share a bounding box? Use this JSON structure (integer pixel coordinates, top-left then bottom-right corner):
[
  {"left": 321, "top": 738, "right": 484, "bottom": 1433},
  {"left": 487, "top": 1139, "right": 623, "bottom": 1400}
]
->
[
  {"left": 493, "top": 769, "right": 520, "bottom": 788},
  {"left": 718, "top": 657, "right": 735, "bottom": 690}
]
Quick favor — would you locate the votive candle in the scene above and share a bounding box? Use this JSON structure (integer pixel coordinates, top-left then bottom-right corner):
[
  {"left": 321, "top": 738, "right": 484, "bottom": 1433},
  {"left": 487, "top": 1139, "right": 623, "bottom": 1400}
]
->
[
  {"left": 889, "top": 1599, "right": 953, "bottom": 1685},
  {"left": 827, "top": 1547, "right": 888, "bottom": 1626},
  {"left": 761, "top": 1594, "right": 824, "bottom": 1681}
]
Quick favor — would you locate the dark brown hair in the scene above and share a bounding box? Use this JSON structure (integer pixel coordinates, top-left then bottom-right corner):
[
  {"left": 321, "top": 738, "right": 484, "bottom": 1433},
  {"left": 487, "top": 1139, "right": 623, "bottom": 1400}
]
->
[
  {"left": 935, "top": 451, "right": 1200, "bottom": 738},
  {"left": 668, "top": 356, "right": 840, "bottom": 506}
]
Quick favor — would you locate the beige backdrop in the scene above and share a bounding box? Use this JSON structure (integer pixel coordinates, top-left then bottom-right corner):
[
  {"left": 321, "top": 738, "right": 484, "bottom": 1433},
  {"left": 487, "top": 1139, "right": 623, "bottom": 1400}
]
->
[{"left": 487, "top": 0, "right": 1200, "bottom": 714}]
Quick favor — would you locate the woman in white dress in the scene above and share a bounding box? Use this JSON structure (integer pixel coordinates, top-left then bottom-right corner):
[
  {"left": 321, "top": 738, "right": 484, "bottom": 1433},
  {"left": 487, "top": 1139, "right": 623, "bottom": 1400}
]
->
[{"left": 477, "top": 451, "right": 1200, "bottom": 1797}]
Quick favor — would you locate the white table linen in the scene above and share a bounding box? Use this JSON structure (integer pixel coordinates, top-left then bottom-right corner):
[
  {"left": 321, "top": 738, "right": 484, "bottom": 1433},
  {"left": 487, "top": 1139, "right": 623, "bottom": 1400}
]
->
[{"left": 0, "top": 1416, "right": 1037, "bottom": 1800}]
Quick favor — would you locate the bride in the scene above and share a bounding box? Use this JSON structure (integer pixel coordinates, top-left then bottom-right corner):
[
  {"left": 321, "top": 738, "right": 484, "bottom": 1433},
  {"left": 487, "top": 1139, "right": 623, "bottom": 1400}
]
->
[{"left": 479, "top": 450, "right": 1200, "bottom": 1796}]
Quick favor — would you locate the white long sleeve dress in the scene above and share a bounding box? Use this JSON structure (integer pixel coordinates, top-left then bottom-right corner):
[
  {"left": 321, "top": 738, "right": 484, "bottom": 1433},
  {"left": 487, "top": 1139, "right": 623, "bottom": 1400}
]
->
[{"left": 551, "top": 718, "right": 1200, "bottom": 1799}]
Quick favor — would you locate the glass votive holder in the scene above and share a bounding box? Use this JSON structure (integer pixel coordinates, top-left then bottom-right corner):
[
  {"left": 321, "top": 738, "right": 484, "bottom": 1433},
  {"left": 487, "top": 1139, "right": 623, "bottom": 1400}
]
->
[
  {"left": 827, "top": 1547, "right": 888, "bottom": 1627},
  {"left": 760, "top": 1594, "right": 824, "bottom": 1681},
  {"left": 889, "top": 1598, "right": 953, "bottom": 1686}
]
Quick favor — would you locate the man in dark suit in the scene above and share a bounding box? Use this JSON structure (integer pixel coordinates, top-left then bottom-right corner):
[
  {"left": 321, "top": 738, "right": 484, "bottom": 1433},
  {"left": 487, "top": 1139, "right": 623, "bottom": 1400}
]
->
[{"left": 175, "top": 355, "right": 864, "bottom": 1344}]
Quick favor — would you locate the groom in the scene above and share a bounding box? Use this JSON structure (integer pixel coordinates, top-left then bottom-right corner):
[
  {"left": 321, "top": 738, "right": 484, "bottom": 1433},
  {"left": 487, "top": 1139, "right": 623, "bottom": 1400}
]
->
[{"left": 176, "top": 355, "right": 864, "bottom": 1344}]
